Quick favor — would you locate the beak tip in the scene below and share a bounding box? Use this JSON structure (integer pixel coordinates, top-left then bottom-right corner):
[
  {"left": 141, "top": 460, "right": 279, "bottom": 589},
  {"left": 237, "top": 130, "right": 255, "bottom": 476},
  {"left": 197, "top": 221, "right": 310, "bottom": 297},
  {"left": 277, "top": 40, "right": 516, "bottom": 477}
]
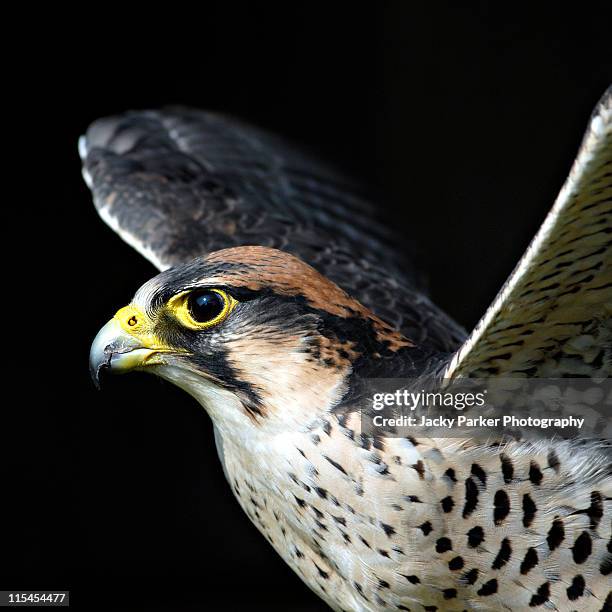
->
[
  {"left": 89, "top": 319, "right": 118, "bottom": 390},
  {"left": 89, "top": 352, "right": 111, "bottom": 390},
  {"left": 90, "top": 364, "right": 104, "bottom": 390}
]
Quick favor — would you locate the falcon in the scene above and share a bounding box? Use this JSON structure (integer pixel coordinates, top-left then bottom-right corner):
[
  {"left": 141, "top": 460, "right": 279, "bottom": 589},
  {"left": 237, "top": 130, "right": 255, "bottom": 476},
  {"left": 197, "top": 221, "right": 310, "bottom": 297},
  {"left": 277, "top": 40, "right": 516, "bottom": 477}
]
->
[{"left": 85, "top": 89, "right": 611, "bottom": 611}]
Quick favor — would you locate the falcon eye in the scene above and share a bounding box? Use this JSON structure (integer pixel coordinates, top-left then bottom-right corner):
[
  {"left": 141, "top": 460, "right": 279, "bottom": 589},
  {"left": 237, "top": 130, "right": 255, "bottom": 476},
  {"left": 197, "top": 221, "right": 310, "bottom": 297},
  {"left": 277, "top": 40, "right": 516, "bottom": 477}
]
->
[
  {"left": 188, "top": 290, "right": 226, "bottom": 323},
  {"left": 167, "top": 288, "right": 236, "bottom": 330}
]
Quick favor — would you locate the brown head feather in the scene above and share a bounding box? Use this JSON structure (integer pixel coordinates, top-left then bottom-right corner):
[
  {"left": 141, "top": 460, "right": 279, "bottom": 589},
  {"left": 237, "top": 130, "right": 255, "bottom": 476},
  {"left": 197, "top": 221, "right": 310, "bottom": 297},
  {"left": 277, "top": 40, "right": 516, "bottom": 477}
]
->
[{"left": 204, "top": 246, "right": 413, "bottom": 350}]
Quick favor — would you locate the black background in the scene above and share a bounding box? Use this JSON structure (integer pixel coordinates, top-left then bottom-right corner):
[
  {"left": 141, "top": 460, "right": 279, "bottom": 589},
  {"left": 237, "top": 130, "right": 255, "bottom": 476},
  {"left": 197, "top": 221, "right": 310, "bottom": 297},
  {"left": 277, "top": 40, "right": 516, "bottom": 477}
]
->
[{"left": 6, "top": 4, "right": 611, "bottom": 611}]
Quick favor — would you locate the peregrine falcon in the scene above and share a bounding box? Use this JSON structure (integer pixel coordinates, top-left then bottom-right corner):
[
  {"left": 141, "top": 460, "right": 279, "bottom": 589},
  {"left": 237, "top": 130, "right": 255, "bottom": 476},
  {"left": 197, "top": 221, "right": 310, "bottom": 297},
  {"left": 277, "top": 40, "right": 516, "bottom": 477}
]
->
[{"left": 85, "top": 89, "right": 611, "bottom": 611}]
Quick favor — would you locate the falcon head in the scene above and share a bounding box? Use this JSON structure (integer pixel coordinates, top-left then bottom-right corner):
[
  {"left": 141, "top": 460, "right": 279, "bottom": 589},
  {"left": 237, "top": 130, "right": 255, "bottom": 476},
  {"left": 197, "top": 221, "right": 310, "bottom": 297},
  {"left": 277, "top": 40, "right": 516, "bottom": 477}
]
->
[{"left": 90, "top": 246, "right": 415, "bottom": 433}]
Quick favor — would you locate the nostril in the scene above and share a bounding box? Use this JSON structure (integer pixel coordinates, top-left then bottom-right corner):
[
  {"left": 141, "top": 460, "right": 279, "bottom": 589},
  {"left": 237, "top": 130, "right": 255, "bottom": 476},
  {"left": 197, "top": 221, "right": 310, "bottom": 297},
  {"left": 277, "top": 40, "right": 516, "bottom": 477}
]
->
[{"left": 128, "top": 315, "right": 138, "bottom": 327}]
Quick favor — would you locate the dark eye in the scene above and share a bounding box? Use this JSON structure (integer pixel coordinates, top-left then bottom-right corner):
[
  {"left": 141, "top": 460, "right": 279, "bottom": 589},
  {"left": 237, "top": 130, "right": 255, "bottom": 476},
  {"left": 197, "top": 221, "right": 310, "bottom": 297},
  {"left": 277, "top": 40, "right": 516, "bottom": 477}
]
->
[{"left": 188, "top": 290, "right": 227, "bottom": 323}]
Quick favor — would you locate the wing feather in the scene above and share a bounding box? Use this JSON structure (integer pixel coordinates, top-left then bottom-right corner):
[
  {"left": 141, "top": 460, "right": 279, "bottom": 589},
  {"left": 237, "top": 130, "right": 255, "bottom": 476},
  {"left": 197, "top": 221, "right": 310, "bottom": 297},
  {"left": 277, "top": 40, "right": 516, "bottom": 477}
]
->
[{"left": 445, "top": 87, "right": 612, "bottom": 379}]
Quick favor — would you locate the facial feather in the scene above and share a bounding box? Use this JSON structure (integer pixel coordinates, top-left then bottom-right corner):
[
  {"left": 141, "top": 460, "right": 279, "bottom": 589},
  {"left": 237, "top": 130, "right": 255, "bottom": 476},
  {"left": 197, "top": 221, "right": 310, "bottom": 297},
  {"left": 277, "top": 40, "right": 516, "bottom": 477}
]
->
[{"left": 126, "top": 246, "right": 420, "bottom": 432}]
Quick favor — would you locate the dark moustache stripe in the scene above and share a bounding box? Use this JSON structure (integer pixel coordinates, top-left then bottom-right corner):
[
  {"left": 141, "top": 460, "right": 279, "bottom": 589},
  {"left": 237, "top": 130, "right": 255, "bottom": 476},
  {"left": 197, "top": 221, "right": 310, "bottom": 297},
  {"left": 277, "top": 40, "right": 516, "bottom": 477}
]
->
[{"left": 154, "top": 310, "right": 265, "bottom": 417}]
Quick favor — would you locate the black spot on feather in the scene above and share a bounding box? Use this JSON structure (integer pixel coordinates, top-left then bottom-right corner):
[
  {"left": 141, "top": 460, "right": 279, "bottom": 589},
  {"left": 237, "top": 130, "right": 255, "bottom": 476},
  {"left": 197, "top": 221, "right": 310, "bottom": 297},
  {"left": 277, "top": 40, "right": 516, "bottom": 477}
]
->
[
  {"left": 493, "top": 489, "right": 510, "bottom": 524},
  {"left": 448, "top": 556, "right": 464, "bottom": 570},
  {"left": 311, "top": 506, "right": 324, "bottom": 519},
  {"left": 520, "top": 547, "right": 539, "bottom": 575},
  {"left": 522, "top": 493, "right": 537, "bottom": 527},
  {"left": 403, "top": 574, "right": 420, "bottom": 584},
  {"left": 547, "top": 518, "right": 565, "bottom": 551},
  {"left": 441, "top": 496, "right": 455, "bottom": 513},
  {"left": 500, "top": 453, "right": 514, "bottom": 483},
  {"left": 528, "top": 582, "right": 550, "bottom": 607},
  {"left": 436, "top": 537, "right": 452, "bottom": 553},
  {"left": 324, "top": 455, "right": 348, "bottom": 475},
  {"left": 419, "top": 521, "right": 433, "bottom": 536},
  {"left": 314, "top": 486, "right": 327, "bottom": 499},
  {"left": 467, "top": 526, "right": 484, "bottom": 548},
  {"left": 412, "top": 460, "right": 425, "bottom": 479},
  {"left": 373, "top": 436, "right": 385, "bottom": 451},
  {"left": 491, "top": 538, "right": 512, "bottom": 569},
  {"left": 314, "top": 562, "right": 329, "bottom": 579},
  {"left": 462, "top": 568, "right": 478, "bottom": 585},
  {"left": 529, "top": 461, "right": 543, "bottom": 485},
  {"left": 381, "top": 522, "right": 396, "bottom": 538},
  {"left": 471, "top": 463, "right": 487, "bottom": 486},
  {"left": 294, "top": 495, "right": 306, "bottom": 508},
  {"left": 463, "top": 477, "right": 479, "bottom": 518},
  {"left": 477, "top": 579, "right": 497, "bottom": 596},
  {"left": 566, "top": 575, "right": 585, "bottom": 601},
  {"left": 572, "top": 531, "right": 592, "bottom": 564}
]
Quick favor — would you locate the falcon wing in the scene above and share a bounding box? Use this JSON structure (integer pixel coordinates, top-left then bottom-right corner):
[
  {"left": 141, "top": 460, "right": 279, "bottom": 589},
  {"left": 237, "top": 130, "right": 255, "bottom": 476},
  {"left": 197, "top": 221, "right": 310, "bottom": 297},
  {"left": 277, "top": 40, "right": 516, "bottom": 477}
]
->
[
  {"left": 80, "top": 108, "right": 465, "bottom": 353},
  {"left": 445, "top": 87, "right": 612, "bottom": 379}
]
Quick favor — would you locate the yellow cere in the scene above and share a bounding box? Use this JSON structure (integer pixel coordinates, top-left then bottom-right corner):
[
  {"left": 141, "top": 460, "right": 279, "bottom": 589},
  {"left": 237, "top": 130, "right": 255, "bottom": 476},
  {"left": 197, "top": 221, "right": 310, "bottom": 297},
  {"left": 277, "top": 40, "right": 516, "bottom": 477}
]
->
[{"left": 113, "top": 304, "right": 167, "bottom": 349}]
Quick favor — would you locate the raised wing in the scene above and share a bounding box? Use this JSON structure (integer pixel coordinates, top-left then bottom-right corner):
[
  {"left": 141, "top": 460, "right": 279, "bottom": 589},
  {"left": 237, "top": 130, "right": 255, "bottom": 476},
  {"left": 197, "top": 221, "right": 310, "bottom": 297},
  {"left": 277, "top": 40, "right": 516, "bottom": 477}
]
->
[
  {"left": 445, "top": 87, "right": 612, "bottom": 379},
  {"left": 80, "top": 108, "right": 466, "bottom": 353}
]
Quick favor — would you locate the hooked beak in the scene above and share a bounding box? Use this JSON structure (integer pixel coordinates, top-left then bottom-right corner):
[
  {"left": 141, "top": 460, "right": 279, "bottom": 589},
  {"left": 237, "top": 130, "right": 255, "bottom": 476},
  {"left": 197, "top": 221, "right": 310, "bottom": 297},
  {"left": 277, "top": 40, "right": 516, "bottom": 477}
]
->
[{"left": 89, "top": 319, "right": 159, "bottom": 388}]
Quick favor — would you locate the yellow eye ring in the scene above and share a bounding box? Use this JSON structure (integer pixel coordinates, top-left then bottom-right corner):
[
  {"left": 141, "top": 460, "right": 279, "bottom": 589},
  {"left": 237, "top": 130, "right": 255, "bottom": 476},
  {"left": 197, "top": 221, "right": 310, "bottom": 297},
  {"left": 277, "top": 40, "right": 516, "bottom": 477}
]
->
[{"left": 167, "top": 288, "right": 237, "bottom": 330}]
